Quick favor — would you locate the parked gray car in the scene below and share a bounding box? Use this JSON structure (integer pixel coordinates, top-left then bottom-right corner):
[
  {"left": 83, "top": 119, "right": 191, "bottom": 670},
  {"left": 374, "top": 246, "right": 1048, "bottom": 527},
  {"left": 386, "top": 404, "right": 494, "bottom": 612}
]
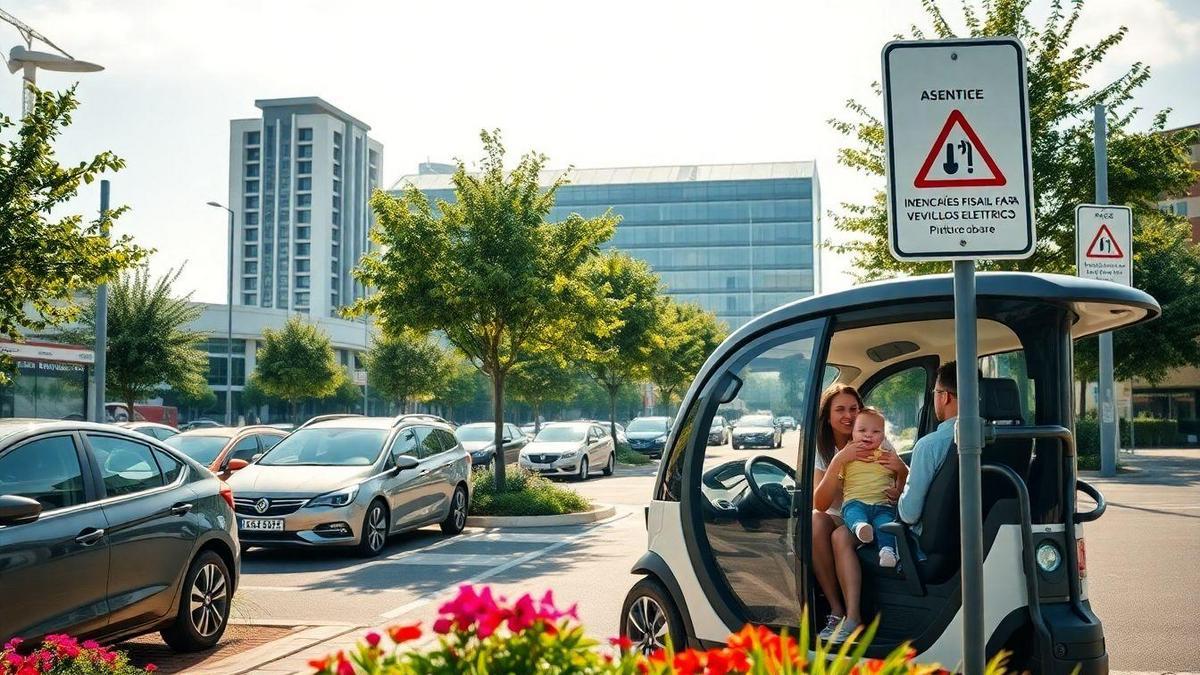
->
[
  {"left": 518, "top": 421, "right": 615, "bottom": 480},
  {"left": 0, "top": 419, "right": 240, "bottom": 651},
  {"left": 455, "top": 422, "right": 527, "bottom": 468},
  {"left": 226, "top": 414, "right": 472, "bottom": 557}
]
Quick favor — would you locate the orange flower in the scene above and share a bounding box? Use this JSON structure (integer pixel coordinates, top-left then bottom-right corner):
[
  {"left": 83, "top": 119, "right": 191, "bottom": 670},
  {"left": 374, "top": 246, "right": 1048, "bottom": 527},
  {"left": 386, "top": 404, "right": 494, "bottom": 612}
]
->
[{"left": 387, "top": 623, "right": 423, "bottom": 644}]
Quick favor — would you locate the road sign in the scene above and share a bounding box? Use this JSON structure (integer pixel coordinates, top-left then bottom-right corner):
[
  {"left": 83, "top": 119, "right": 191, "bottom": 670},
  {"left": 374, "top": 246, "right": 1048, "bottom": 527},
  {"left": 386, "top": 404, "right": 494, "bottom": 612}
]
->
[
  {"left": 1076, "top": 204, "right": 1132, "bottom": 286},
  {"left": 882, "top": 37, "right": 1035, "bottom": 260},
  {"left": 353, "top": 369, "right": 368, "bottom": 386}
]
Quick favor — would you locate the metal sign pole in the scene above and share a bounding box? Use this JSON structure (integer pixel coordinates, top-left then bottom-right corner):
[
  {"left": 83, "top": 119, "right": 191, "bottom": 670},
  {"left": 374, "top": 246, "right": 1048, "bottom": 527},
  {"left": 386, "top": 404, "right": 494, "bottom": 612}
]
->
[
  {"left": 954, "top": 260, "right": 985, "bottom": 675},
  {"left": 91, "top": 180, "right": 109, "bottom": 423},
  {"left": 1094, "top": 104, "right": 1117, "bottom": 477}
]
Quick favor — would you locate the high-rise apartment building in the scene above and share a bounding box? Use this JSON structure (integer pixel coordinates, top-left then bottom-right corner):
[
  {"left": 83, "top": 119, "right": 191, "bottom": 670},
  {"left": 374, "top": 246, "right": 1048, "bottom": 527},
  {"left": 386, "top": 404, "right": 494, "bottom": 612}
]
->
[
  {"left": 228, "top": 97, "right": 383, "bottom": 318},
  {"left": 394, "top": 162, "right": 819, "bottom": 329}
]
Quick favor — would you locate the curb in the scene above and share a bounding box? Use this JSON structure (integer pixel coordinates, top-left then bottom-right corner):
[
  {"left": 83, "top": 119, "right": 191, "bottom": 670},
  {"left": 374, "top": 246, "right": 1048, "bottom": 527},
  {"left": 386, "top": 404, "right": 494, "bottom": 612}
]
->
[
  {"left": 465, "top": 503, "right": 616, "bottom": 528},
  {"left": 191, "top": 623, "right": 363, "bottom": 675}
]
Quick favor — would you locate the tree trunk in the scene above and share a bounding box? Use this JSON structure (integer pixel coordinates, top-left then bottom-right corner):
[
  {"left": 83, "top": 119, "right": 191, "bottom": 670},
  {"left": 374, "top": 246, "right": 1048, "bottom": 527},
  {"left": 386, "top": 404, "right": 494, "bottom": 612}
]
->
[
  {"left": 125, "top": 389, "right": 135, "bottom": 424},
  {"left": 290, "top": 400, "right": 298, "bottom": 425},
  {"left": 491, "top": 371, "right": 507, "bottom": 490},
  {"left": 533, "top": 402, "right": 541, "bottom": 434},
  {"left": 1079, "top": 379, "right": 1087, "bottom": 418},
  {"left": 608, "top": 383, "right": 619, "bottom": 447}
]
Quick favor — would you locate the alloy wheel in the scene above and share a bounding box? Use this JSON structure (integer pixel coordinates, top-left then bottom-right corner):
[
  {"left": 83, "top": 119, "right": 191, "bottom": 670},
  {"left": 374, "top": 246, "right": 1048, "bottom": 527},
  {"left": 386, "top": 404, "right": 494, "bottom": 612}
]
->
[
  {"left": 607, "top": 453, "right": 615, "bottom": 474},
  {"left": 625, "top": 595, "right": 669, "bottom": 656},
  {"left": 188, "top": 563, "right": 228, "bottom": 638},
  {"left": 578, "top": 456, "right": 589, "bottom": 480},
  {"left": 452, "top": 489, "right": 467, "bottom": 530},
  {"left": 367, "top": 504, "right": 387, "bottom": 552}
]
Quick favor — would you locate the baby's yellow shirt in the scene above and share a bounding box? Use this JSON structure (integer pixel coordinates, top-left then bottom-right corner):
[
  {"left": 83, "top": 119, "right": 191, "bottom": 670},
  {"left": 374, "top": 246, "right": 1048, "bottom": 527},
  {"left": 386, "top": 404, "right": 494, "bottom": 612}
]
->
[{"left": 842, "top": 448, "right": 894, "bottom": 505}]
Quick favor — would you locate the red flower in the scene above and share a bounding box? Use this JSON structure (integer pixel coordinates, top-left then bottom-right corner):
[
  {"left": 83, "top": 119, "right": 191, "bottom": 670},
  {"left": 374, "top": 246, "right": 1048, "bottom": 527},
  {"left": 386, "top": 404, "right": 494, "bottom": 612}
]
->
[
  {"left": 5, "top": 652, "right": 24, "bottom": 667},
  {"left": 609, "top": 636, "right": 634, "bottom": 651},
  {"left": 672, "top": 648, "right": 705, "bottom": 673},
  {"left": 17, "top": 666, "right": 38, "bottom": 675},
  {"left": 387, "top": 623, "right": 422, "bottom": 644},
  {"left": 364, "top": 632, "right": 381, "bottom": 648},
  {"left": 307, "top": 655, "right": 331, "bottom": 672},
  {"left": 507, "top": 594, "right": 538, "bottom": 633},
  {"left": 432, "top": 618, "right": 453, "bottom": 635},
  {"left": 146, "top": 665, "right": 159, "bottom": 672},
  {"left": 335, "top": 650, "right": 354, "bottom": 675}
]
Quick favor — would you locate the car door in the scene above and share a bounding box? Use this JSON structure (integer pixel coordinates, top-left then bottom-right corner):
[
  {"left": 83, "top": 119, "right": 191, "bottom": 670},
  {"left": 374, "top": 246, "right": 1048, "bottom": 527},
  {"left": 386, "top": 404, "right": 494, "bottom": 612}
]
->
[
  {"left": 84, "top": 433, "right": 197, "bottom": 632},
  {"left": 427, "top": 429, "right": 462, "bottom": 515},
  {"left": 381, "top": 427, "right": 427, "bottom": 530},
  {"left": 502, "top": 424, "right": 525, "bottom": 464},
  {"left": 0, "top": 432, "right": 110, "bottom": 640}
]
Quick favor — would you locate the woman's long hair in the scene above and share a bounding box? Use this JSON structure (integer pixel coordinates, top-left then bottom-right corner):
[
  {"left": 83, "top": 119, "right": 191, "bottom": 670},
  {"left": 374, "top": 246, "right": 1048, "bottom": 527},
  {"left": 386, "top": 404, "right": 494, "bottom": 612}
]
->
[{"left": 816, "top": 383, "right": 864, "bottom": 466}]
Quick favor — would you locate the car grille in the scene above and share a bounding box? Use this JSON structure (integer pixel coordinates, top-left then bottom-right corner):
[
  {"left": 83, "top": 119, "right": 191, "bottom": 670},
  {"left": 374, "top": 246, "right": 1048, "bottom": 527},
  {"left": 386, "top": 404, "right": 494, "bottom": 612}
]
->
[
  {"left": 527, "top": 454, "right": 558, "bottom": 464},
  {"left": 234, "top": 497, "right": 309, "bottom": 516}
]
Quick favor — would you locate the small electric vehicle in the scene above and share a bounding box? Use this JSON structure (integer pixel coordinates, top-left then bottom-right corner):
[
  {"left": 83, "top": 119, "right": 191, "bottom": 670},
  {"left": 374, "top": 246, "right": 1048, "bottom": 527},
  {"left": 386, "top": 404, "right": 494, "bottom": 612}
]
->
[{"left": 620, "top": 273, "right": 1156, "bottom": 674}]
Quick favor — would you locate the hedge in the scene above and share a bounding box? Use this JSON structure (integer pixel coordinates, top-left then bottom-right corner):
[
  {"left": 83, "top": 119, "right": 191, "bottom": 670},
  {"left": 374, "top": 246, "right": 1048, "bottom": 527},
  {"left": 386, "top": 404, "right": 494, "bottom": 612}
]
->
[{"left": 1075, "top": 416, "right": 1182, "bottom": 458}]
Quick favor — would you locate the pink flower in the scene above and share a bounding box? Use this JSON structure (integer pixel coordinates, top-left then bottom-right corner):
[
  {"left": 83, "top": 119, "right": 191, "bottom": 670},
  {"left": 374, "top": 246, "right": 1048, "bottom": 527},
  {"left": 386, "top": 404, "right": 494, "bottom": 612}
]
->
[
  {"left": 17, "top": 666, "right": 38, "bottom": 675},
  {"left": 5, "top": 652, "right": 24, "bottom": 667},
  {"left": 4, "top": 637, "right": 23, "bottom": 651},
  {"left": 146, "top": 665, "right": 159, "bottom": 672},
  {"left": 507, "top": 594, "right": 538, "bottom": 633},
  {"left": 432, "top": 618, "right": 453, "bottom": 635},
  {"left": 81, "top": 640, "right": 100, "bottom": 650},
  {"left": 364, "top": 632, "right": 381, "bottom": 648}
]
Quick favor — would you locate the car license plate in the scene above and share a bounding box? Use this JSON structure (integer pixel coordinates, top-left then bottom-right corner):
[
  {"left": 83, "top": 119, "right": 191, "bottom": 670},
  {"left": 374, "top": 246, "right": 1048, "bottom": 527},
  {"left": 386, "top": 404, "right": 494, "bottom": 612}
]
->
[{"left": 241, "top": 518, "right": 284, "bottom": 531}]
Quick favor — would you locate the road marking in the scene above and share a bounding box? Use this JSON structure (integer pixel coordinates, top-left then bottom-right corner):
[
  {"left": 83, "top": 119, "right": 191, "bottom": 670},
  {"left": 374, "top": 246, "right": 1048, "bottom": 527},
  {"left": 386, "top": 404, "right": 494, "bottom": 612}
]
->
[
  {"left": 385, "top": 553, "right": 505, "bottom": 566},
  {"left": 472, "top": 532, "right": 568, "bottom": 543},
  {"left": 239, "top": 585, "right": 306, "bottom": 592},
  {"left": 380, "top": 512, "right": 633, "bottom": 619}
]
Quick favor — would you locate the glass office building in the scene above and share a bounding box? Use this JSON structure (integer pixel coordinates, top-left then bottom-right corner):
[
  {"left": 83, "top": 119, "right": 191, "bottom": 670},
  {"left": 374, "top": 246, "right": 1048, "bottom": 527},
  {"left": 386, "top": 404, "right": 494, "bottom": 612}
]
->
[{"left": 394, "top": 162, "right": 819, "bottom": 329}]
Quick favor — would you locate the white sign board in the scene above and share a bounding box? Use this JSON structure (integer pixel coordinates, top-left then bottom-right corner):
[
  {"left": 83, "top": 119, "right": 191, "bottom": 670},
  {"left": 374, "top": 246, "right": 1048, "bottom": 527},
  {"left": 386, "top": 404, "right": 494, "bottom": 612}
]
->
[
  {"left": 353, "top": 369, "right": 368, "bottom": 386},
  {"left": 1076, "top": 204, "right": 1132, "bottom": 286},
  {"left": 882, "top": 38, "right": 1036, "bottom": 260}
]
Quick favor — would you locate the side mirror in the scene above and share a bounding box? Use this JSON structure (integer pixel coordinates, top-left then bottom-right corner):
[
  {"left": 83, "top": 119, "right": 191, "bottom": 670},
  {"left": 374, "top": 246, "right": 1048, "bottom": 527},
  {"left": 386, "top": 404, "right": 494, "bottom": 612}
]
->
[
  {"left": 251, "top": 453, "right": 263, "bottom": 462},
  {"left": 0, "top": 495, "right": 42, "bottom": 526},
  {"left": 227, "top": 459, "right": 249, "bottom": 472},
  {"left": 394, "top": 455, "right": 419, "bottom": 471}
]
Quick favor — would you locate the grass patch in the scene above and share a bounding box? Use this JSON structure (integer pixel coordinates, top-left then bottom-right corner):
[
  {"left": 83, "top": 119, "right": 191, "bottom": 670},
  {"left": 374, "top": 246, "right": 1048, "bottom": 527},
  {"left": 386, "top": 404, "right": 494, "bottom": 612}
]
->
[
  {"left": 617, "top": 446, "right": 652, "bottom": 465},
  {"left": 470, "top": 467, "right": 593, "bottom": 516}
]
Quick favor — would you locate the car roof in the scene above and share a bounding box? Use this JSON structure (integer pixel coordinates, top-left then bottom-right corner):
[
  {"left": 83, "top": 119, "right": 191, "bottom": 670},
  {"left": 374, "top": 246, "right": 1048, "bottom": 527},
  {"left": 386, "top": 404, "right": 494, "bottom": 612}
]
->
[
  {"left": 542, "top": 421, "right": 593, "bottom": 429},
  {"left": 631, "top": 416, "right": 670, "bottom": 422},
  {"left": 119, "top": 421, "right": 176, "bottom": 430}
]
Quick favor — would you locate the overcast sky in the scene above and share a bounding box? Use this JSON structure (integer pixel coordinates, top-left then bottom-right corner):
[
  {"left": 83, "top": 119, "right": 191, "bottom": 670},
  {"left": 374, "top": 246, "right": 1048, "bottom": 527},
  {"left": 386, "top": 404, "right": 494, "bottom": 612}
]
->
[{"left": 6, "top": 0, "right": 1199, "bottom": 301}]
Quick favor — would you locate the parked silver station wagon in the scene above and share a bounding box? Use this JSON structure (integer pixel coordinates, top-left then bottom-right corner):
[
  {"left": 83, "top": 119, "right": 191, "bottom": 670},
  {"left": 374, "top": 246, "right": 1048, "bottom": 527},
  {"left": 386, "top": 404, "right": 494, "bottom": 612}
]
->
[{"left": 226, "top": 414, "right": 471, "bottom": 557}]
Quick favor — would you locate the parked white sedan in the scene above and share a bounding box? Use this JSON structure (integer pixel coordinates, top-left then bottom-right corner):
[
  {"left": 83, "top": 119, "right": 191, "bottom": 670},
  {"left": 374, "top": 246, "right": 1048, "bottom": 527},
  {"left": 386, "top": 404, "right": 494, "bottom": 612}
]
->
[{"left": 518, "top": 422, "right": 615, "bottom": 480}]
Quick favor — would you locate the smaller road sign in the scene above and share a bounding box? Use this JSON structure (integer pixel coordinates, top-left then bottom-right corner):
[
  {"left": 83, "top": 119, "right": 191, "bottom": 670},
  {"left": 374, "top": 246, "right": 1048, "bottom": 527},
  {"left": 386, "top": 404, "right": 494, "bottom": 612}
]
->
[{"left": 1076, "top": 204, "right": 1132, "bottom": 286}]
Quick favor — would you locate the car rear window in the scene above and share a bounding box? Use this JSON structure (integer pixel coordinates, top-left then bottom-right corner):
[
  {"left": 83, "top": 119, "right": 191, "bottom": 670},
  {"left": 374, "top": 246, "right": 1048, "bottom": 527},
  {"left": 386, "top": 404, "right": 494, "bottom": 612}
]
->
[{"left": 164, "top": 435, "right": 228, "bottom": 465}]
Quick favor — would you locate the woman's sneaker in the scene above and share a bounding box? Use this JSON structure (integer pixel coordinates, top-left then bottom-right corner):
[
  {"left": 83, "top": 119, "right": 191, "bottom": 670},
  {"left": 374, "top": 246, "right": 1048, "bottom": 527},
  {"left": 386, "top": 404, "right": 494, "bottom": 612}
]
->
[
  {"left": 879, "top": 546, "right": 899, "bottom": 568},
  {"left": 830, "top": 617, "right": 862, "bottom": 644},
  {"left": 818, "top": 614, "right": 844, "bottom": 641},
  {"left": 854, "top": 522, "right": 874, "bottom": 544}
]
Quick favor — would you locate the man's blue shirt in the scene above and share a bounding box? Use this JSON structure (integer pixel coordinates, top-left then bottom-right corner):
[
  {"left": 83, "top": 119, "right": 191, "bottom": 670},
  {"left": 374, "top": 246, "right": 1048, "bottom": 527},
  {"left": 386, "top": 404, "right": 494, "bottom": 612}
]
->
[{"left": 897, "top": 417, "right": 957, "bottom": 535}]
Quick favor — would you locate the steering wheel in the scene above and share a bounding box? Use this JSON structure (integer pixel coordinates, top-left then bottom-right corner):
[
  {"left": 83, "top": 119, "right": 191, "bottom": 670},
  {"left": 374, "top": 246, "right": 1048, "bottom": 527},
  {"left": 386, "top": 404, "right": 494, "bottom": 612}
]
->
[{"left": 743, "top": 455, "right": 796, "bottom": 518}]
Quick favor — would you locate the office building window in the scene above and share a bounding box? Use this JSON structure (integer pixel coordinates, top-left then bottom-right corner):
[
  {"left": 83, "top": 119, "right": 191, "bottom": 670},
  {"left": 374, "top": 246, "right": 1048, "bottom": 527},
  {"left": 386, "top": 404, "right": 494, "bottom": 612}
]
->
[
  {"left": 296, "top": 243, "right": 310, "bottom": 256},
  {"left": 244, "top": 228, "right": 258, "bottom": 242},
  {"left": 296, "top": 210, "right": 311, "bottom": 224},
  {"left": 298, "top": 128, "right": 313, "bottom": 142},
  {"left": 244, "top": 196, "right": 258, "bottom": 209},
  {"left": 245, "top": 212, "right": 258, "bottom": 225},
  {"left": 295, "top": 275, "right": 310, "bottom": 289},
  {"left": 333, "top": 163, "right": 341, "bottom": 179},
  {"left": 298, "top": 161, "right": 311, "bottom": 175},
  {"left": 297, "top": 144, "right": 313, "bottom": 159},
  {"left": 244, "top": 244, "right": 257, "bottom": 258},
  {"left": 297, "top": 177, "right": 312, "bottom": 191},
  {"left": 245, "top": 148, "right": 260, "bottom": 162},
  {"left": 295, "top": 292, "right": 310, "bottom": 306},
  {"left": 243, "top": 261, "right": 257, "bottom": 274},
  {"left": 245, "top": 180, "right": 259, "bottom": 194},
  {"left": 332, "top": 196, "right": 341, "bottom": 210},
  {"left": 331, "top": 259, "right": 339, "bottom": 273},
  {"left": 297, "top": 226, "right": 310, "bottom": 240},
  {"left": 243, "top": 277, "right": 257, "bottom": 291},
  {"left": 243, "top": 293, "right": 256, "bottom": 304},
  {"left": 245, "top": 164, "right": 259, "bottom": 178},
  {"left": 296, "top": 259, "right": 311, "bottom": 272},
  {"left": 297, "top": 194, "right": 312, "bottom": 207},
  {"left": 245, "top": 130, "right": 261, "bottom": 146},
  {"left": 333, "top": 179, "right": 341, "bottom": 194},
  {"left": 332, "top": 211, "right": 340, "bottom": 226},
  {"left": 333, "top": 147, "right": 342, "bottom": 162},
  {"left": 334, "top": 131, "right": 342, "bottom": 145}
]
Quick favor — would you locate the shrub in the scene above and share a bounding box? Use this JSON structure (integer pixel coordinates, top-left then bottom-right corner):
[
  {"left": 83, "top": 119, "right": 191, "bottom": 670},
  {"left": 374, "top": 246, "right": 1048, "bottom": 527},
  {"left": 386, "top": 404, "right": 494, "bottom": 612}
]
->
[
  {"left": 469, "top": 467, "right": 593, "bottom": 516},
  {"left": 2, "top": 635, "right": 153, "bottom": 674},
  {"left": 1076, "top": 415, "right": 1181, "bottom": 455},
  {"left": 617, "top": 446, "right": 651, "bottom": 465},
  {"left": 309, "top": 584, "right": 1010, "bottom": 675}
]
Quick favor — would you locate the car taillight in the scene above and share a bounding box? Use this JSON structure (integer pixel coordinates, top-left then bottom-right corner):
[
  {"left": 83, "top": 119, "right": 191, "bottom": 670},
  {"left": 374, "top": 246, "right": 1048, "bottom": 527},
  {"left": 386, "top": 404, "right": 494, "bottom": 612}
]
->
[
  {"left": 219, "top": 481, "right": 235, "bottom": 510},
  {"left": 1077, "top": 538, "right": 1087, "bottom": 579}
]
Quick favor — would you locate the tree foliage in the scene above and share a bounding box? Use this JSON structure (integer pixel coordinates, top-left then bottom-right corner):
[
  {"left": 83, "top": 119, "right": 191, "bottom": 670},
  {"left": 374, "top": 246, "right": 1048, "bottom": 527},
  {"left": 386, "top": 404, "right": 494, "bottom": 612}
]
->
[
  {"left": 828, "top": 0, "right": 1200, "bottom": 383},
  {"left": 647, "top": 300, "right": 726, "bottom": 414},
  {"left": 365, "top": 330, "right": 453, "bottom": 411},
  {"left": 251, "top": 315, "right": 344, "bottom": 420},
  {"left": 434, "top": 357, "right": 485, "bottom": 420},
  {"left": 75, "top": 266, "right": 208, "bottom": 418},
  {"left": 508, "top": 348, "right": 579, "bottom": 431},
  {"left": 0, "top": 87, "right": 146, "bottom": 381},
  {"left": 352, "top": 131, "right": 616, "bottom": 487},
  {"left": 578, "top": 251, "right": 663, "bottom": 438}
]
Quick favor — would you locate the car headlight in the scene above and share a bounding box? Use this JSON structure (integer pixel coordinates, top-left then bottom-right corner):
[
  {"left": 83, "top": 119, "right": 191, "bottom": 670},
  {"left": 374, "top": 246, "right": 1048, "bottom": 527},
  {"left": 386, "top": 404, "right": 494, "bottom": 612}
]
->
[
  {"left": 1036, "top": 541, "right": 1061, "bottom": 572},
  {"left": 560, "top": 448, "right": 578, "bottom": 458},
  {"left": 305, "top": 485, "right": 360, "bottom": 508}
]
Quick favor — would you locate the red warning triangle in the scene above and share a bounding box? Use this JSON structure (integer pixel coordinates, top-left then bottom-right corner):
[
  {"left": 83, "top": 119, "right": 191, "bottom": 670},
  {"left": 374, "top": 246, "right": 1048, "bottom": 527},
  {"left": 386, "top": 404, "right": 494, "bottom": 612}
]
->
[
  {"left": 914, "top": 109, "right": 1007, "bottom": 188},
  {"left": 1086, "top": 224, "right": 1124, "bottom": 259}
]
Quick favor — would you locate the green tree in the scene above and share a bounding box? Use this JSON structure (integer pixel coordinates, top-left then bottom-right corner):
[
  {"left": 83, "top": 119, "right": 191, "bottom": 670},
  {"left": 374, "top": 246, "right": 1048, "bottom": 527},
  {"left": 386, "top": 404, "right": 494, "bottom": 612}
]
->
[
  {"left": 365, "top": 330, "right": 452, "bottom": 412},
  {"left": 74, "top": 267, "right": 209, "bottom": 420},
  {"left": 252, "top": 315, "right": 344, "bottom": 422},
  {"left": 0, "top": 88, "right": 146, "bottom": 381},
  {"left": 828, "top": 0, "right": 1200, "bottom": 386},
  {"left": 352, "top": 131, "right": 616, "bottom": 488},
  {"left": 434, "top": 357, "right": 485, "bottom": 421},
  {"left": 578, "top": 251, "right": 663, "bottom": 440},
  {"left": 174, "top": 383, "right": 218, "bottom": 419},
  {"left": 647, "top": 300, "right": 726, "bottom": 415},
  {"left": 508, "top": 349, "right": 579, "bottom": 433},
  {"left": 322, "top": 378, "right": 364, "bottom": 412}
]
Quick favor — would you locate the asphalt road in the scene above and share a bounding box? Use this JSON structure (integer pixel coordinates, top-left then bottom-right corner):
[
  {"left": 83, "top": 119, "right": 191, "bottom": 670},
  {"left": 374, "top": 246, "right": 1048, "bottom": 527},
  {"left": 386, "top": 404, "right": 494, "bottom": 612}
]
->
[{"left": 229, "top": 435, "right": 1198, "bottom": 672}]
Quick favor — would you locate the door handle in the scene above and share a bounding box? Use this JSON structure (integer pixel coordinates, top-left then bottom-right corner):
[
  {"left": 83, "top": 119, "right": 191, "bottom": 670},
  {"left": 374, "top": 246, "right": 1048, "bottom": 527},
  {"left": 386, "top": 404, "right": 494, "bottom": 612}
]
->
[
  {"left": 419, "top": 469, "right": 431, "bottom": 475},
  {"left": 75, "top": 528, "right": 105, "bottom": 546},
  {"left": 170, "top": 503, "right": 194, "bottom": 516}
]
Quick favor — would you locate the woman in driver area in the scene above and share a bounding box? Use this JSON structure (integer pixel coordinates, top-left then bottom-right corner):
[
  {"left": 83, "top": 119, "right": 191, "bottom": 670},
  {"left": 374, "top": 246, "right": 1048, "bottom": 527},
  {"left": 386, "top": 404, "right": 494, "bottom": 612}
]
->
[{"left": 810, "top": 384, "right": 899, "bottom": 643}]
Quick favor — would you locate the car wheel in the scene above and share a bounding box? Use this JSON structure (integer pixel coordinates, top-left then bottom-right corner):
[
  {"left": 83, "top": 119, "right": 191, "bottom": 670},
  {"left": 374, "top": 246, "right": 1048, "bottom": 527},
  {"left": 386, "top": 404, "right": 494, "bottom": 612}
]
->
[
  {"left": 357, "top": 500, "right": 389, "bottom": 558},
  {"left": 603, "top": 452, "right": 615, "bottom": 476},
  {"left": 620, "top": 577, "right": 685, "bottom": 656},
  {"left": 732, "top": 442, "right": 740, "bottom": 450},
  {"left": 440, "top": 485, "right": 468, "bottom": 535},
  {"left": 161, "top": 550, "right": 231, "bottom": 652},
  {"left": 577, "top": 456, "right": 589, "bottom": 481}
]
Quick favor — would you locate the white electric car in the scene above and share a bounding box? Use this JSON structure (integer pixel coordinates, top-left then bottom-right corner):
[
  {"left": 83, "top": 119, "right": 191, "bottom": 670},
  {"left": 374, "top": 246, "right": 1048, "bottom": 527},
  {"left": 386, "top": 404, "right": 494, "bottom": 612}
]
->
[{"left": 620, "top": 273, "right": 1156, "bottom": 674}]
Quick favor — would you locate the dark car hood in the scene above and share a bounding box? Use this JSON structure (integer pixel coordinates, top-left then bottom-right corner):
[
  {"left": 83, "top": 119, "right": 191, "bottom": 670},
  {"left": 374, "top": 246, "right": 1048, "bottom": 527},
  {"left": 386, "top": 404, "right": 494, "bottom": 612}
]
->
[{"left": 626, "top": 431, "right": 668, "bottom": 440}]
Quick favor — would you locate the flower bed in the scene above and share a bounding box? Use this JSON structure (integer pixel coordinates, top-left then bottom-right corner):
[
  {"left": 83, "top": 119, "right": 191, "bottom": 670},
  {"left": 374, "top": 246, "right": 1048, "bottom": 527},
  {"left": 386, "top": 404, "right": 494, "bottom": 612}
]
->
[
  {"left": 469, "top": 467, "right": 592, "bottom": 516},
  {"left": 309, "top": 584, "right": 1012, "bottom": 674},
  {"left": 2, "top": 635, "right": 154, "bottom": 675}
]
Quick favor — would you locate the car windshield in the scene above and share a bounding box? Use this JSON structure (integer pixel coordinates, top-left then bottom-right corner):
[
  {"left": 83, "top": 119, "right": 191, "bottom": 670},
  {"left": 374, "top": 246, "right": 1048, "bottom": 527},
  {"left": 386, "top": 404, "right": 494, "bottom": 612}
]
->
[
  {"left": 456, "top": 425, "right": 496, "bottom": 442},
  {"left": 535, "top": 426, "right": 586, "bottom": 442},
  {"left": 258, "top": 428, "right": 388, "bottom": 466},
  {"left": 627, "top": 419, "right": 668, "bottom": 433},
  {"left": 711, "top": 417, "right": 726, "bottom": 428},
  {"left": 164, "top": 435, "right": 229, "bottom": 465},
  {"left": 737, "top": 415, "right": 773, "bottom": 427}
]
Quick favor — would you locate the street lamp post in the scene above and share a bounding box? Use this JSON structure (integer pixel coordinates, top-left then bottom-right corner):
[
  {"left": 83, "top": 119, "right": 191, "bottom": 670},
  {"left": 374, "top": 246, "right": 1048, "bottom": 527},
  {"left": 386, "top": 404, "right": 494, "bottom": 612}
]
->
[
  {"left": 207, "top": 202, "right": 235, "bottom": 427},
  {"left": 6, "top": 46, "right": 103, "bottom": 116}
]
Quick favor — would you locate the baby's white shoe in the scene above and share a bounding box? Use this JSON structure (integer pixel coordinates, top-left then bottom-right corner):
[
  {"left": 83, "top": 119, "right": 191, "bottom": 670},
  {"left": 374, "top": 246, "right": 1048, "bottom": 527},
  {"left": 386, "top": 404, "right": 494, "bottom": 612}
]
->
[{"left": 879, "top": 546, "right": 898, "bottom": 568}]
